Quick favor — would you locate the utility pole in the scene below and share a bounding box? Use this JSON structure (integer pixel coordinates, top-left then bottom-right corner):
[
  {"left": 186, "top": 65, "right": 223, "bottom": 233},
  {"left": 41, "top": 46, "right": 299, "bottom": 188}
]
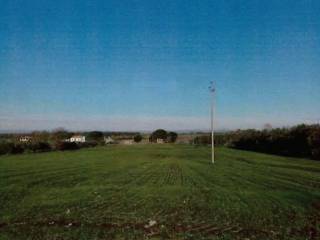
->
[{"left": 209, "top": 81, "right": 215, "bottom": 164}]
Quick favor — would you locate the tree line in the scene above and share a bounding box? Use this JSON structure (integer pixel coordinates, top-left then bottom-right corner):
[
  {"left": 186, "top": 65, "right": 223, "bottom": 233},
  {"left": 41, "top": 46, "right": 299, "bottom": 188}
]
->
[
  {"left": 193, "top": 124, "right": 320, "bottom": 160},
  {"left": 0, "top": 128, "right": 179, "bottom": 155}
]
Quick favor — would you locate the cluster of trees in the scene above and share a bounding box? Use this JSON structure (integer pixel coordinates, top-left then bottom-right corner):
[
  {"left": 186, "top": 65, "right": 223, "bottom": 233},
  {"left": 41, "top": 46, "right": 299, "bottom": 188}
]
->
[
  {"left": 0, "top": 142, "right": 25, "bottom": 155},
  {"left": 0, "top": 140, "right": 100, "bottom": 155},
  {"left": 133, "top": 134, "right": 143, "bottom": 143},
  {"left": 0, "top": 141, "right": 52, "bottom": 155},
  {"left": 0, "top": 128, "right": 151, "bottom": 155},
  {"left": 226, "top": 124, "right": 320, "bottom": 160},
  {"left": 192, "top": 124, "right": 320, "bottom": 160},
  {"left": 0, "top": 129, "right": 104, "bottom": 155},
  {"left": 149, "top": 129, "right": 178, "bottom": 143},
  {"left": 192, "top": 134, "right": 227, "bottom": 146},
  {"left": 192, "top": 135, "right": 211, "bottom": 145}
]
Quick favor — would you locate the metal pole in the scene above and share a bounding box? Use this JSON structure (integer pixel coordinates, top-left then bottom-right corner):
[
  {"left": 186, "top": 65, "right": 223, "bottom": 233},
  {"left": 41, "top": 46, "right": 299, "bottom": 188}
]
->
[
  {"left": 209, "top": 82, "right": 215, "bottom": 164},
  {"left": 211, "top": 87, "right": 214, "bottom": 164}
]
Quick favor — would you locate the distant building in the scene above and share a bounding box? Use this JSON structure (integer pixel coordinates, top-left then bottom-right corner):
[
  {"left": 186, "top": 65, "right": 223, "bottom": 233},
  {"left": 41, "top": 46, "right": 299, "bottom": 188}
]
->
[
  {"left": 104, "top": 136, "right": 114, "bottom": 144},
  {"left": 19, "top": 136, "right": 32, "bottom": 142},
  {"left": 120, "top": 139, "right": 134, "bottom": 145},
  {"left": 69, "top": 135, "right": 86, "bottom": 143},
  {"left": 156, "top": 138, "right": 165, "bottom": 144}
]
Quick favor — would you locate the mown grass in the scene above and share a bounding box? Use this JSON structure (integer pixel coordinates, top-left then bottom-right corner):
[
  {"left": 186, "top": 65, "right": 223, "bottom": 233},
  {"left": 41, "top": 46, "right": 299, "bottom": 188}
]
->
[{"left": 0, "top": 144, "right": 320, "bottom": 239}]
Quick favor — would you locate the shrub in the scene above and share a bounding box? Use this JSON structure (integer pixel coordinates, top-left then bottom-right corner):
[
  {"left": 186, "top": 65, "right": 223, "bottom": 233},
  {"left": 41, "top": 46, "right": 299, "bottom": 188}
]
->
[
  {"left": 9, "top": 144, "right": 24, "bottom": 154},
  {"left": 51, "top": 128, "right": 73, "bottom": 142},
  {"left": 193, "top": 135, "right": 211, "bottom": 145},
  {"left": 167, "top": 132, "right": 178, "bottom": 143},
  {"left": 133, "top": 134, "right": 142, "bottom": 143},
  {"left": 87, "top": 131, "right": 104, "bottom": 142},
  {"left": 308, "top": 128, "right": 320, "bottom": 160},
  {"left": 0, "top": 142, "right": 14, "bottom": 155},
  {"left": 0, "top": 142, "right": 24, "bottom": 155},
  {"left": 27, "top": 142, "right": 52, "bottom": 153},
  {"left": 55, "top": 142, "right": 79, "bottom": 151},
  {"left": 78, "top": 141, "right": 98, "bottom": 148}
]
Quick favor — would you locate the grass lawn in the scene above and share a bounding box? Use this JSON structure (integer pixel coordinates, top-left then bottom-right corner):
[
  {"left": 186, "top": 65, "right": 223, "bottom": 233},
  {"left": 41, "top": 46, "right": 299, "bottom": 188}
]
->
[{"left": 0, "top": 144, "right": 320, "bottom": 239}]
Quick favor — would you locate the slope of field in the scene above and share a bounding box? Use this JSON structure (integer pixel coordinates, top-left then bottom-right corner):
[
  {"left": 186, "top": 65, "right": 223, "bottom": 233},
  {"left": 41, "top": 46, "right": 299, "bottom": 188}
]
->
[{"left": 0, "top": 145, "right": 320, "bottom": 239}]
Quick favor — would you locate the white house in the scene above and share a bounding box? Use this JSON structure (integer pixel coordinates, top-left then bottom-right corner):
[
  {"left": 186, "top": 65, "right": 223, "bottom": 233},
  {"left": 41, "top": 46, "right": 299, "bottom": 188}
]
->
[
  {"left": 19, "top": 136, "right": 32, "bottom": 142},
  {"left": 156, "top": 138, "right": 165, "bottom": 144},
  {"left": 69, "top": 135, "right": 86, "bottom": 143},
  {"left": 104, "top": 136, "right": 114, "bottom": 144},
  {"left": 120, "top": 139, "right": 134, "bottom": 145}
]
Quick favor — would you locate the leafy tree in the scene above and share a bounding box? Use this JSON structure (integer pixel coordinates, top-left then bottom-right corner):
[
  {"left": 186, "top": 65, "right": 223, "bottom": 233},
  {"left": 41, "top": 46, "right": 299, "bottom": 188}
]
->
[
  {"left": 31, "top": 131, "right": 50, "bottom": 142},
  {"left": 10, "top": 144, "right": 24, "bottom": 154},
  {"left": 133, "top": 134, "right": 143, "bottom": 143},
  {"left": 193, "top": 135, "right": 211, "bottom": 145},
  {"left": 223, "top": 124, "right": 320, "bottom": 160},
  {"left": 308, "top": 127, "right": 320, "bottom": 160},
  {"left": 167, "top": 132, "right": 178, "bottom": 143},
  {"left": 149, "top": 129, "right": 167, "bottom": 143},
  {"left": 51, "top": 128, "right": 72, "bottom": 142},
  {"left": 87, "top": 131, "right": 104, "bottom": 142},
  {"left": 0, "top": 142, "right": 14, "bottom": 155}
]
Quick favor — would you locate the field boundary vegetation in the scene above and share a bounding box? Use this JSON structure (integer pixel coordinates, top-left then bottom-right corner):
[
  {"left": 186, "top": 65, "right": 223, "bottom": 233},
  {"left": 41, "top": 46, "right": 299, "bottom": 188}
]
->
[
  {"left": 1, "top": 124, "right": 320, "bottom": 161},
  {"left": 193, "top": 124, "right": 320, "bottom": 160},
  {"left": 0, "top": 129, "right": 179, "bottom": 156}
]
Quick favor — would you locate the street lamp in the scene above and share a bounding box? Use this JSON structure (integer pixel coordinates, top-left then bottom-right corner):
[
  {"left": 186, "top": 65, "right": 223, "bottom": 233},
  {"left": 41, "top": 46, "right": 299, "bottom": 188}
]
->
[{"left": 209, "top": 81, "right": 215, "bottom": 164}]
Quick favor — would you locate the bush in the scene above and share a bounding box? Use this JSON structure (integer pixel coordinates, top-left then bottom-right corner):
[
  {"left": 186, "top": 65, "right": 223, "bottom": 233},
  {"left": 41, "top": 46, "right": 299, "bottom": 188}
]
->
[
  {"left": 133, "top": 134, "right": 142, "bottom": 143},
  {"left": 308, "top": 128, "right": 320, "bottom": 160},
  {"left": 87, "top": 131, "right": 104, "bottom": 142},
  {"left": 55, "top": 142, "right": 79, "bottom": 151},
  {"left": 167, "top": 132, "right": 178, "bottom": 143},
  {"left": 51, "top": 128, "right": 73, "bottom": 142},
  {"left": 26, "top": 142, "right": 52, "bottom": 153},
  {"left": 192, "top": 134, "right": 228, "bottom": 146},
  {"left": 10, "top": 144, "right": 24, "bottom": 154},
  {"left": 78, "top": 141, "right": 98, "bottom": 148},
  {"left": 193, "top": 135, "right": 211, "bottom": 145},
  {"left": 0, "top": 142, "right": 25, "bottom": 155},
  {"left": 0, "top": 142, "right": 14, "bottom": 155}
]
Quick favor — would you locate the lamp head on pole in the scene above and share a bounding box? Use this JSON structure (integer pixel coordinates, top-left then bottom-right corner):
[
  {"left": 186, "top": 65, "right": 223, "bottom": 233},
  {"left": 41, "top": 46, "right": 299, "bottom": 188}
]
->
[{"left": 209, "top": 81, "right": 215, "bottom": 93}]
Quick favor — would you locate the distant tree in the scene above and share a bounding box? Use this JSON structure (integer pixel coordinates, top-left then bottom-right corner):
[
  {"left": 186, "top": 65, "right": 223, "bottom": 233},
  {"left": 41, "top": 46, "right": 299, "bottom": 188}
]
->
[
  {"left": 167, "top": 132, "right": 178, "bottom": 143},
  {"left": 87, "top": 131, "right": 104, "bottom": 142},
  {"left": 193, "top": 135, "right": 211, "bottom": 145},
  {"left": 10, "top": 144, "right": 24, "bottom": 154},
  {"left": 31, "top": 131, "right": 50, "bottom": 142},
  {"left": 27, "top": 142, "right": 52, "bottom": 153},
  {"left": 0, "top": 142, "right": 14, "bottom": 155},
  {"left": 288, "top": 124, "right": 312, "bottom": 157},
  {"left": 308, "top": 127, "right": 320, "bottom": 160},
  {"left": 51, "top": 128, "right": 72, "bottom": 142},
  {"left": 55, "top": 141, "right": 79, "bottom": 151},
  {"left": 223, "top": 124, "right": 320, "bottom": 160},
  {"left": 133, "top": 134, "right": 143, "bottom": 143},
  {"left": 149, "top": 129, "right": 167, "bottom": 143}
]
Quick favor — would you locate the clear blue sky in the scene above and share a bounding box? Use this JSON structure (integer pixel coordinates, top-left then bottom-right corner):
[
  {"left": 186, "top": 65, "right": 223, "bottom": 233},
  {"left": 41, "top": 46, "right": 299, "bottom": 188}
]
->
[{"left": 1, "top": 0, "right": 319, "bottom": 131}]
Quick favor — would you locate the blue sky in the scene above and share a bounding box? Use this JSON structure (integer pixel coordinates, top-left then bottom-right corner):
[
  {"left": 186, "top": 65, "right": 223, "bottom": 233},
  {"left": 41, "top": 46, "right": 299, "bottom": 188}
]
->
[{"left": 0, "top": 0, "right": 319, "bottom": 131}]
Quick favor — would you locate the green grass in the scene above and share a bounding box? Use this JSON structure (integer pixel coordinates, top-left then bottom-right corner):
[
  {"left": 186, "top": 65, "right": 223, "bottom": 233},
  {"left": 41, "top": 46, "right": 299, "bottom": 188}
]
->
[{"left": 0, "top": 145, "right": 320, "bottom": 239}]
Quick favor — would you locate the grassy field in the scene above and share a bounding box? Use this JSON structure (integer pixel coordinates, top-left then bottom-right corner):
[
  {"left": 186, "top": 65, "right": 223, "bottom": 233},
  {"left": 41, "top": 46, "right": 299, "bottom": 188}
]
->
[{"left": 0, "top": 145, "right": 320, "bottom": 239}]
